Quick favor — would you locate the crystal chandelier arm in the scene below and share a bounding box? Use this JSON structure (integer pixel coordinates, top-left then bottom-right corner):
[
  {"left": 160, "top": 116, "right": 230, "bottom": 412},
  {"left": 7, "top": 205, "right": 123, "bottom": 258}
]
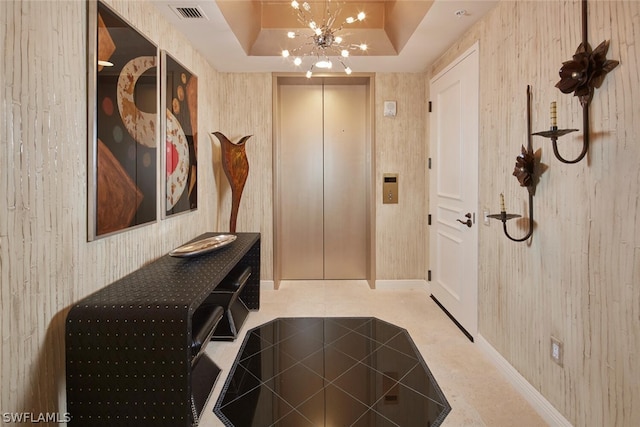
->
[
  {"left": 337, "top": 58, "right": 349, "bottom": 70},
  {"left": 326, "top": 3, "right": 342, "bottom": 28},
  {"left": 350, "top": 43, "right": 368, "bottom": 51},
  {"left": 293, "top": 5, "right": 311, "bottom": 26}
]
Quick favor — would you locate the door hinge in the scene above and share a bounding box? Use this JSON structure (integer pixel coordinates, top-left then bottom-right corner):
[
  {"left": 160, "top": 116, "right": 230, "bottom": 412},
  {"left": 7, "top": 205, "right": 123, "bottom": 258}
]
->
[
  {"left": 428, "top": 101, "right": 432, "bottom": 112},
  {"left": 428, "top": 214, "right": 431, "bottom": 225},
  {"left": 428, "top": 270, "right": 432, "bottom": 281},
  {"left": 428, "top": 158, "right": 432, "bottom": 169}
]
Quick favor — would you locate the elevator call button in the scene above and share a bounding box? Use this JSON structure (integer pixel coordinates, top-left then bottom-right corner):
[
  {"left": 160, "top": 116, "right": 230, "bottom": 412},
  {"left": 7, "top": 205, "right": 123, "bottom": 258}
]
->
[{"left": 383, "top": 174, "right": 398, "bottom": 204}]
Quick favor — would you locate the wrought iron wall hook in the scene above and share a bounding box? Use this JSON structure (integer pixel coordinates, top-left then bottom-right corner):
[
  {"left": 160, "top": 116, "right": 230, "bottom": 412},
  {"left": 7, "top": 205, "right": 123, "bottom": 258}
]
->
[
  {"left": 534, "top": 0, "right": 619, "bottom": 164},
  {"left": 488, "top": 86, "right": 537, "bottom": 242}
]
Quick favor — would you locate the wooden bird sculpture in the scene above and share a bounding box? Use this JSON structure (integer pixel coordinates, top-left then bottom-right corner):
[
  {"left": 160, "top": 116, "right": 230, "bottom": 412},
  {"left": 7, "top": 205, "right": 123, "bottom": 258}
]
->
[{"left": 212, "top": 131, "right": 252, "bottom": 233}]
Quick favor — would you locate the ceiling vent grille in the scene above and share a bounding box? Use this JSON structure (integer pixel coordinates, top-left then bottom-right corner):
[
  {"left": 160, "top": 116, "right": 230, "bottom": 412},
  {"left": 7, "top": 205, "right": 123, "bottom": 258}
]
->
[{"left": 170, "top": 5, "right": 208, "bottom": 20}]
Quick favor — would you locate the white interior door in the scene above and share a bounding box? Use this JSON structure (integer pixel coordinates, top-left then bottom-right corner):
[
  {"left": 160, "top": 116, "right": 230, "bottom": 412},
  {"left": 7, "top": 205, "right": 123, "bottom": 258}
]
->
[{"left": 429, "top": 43, "right": 479, "bottom": 339}]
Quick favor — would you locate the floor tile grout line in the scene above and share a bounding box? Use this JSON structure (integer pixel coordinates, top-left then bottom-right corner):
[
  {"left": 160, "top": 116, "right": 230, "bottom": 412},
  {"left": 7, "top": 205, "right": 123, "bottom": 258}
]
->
[{"left": 214, "top": 316, "right": 452, "bottom": 426}]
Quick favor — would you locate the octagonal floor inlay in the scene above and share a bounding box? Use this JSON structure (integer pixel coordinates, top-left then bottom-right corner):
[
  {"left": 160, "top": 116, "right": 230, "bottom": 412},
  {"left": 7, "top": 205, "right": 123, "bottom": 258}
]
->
[{"left": 214, "top": 317, "right": 450, "bottom": 426}]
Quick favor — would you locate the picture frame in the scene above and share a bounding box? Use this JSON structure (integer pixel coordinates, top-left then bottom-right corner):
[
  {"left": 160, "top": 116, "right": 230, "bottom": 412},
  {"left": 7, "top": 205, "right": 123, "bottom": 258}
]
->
[
  {"left": 161, "top": 51, "right": 198, "bottom": 217},
  {"left": 87, "top": 0, "right": 159, "bottom": 240}
]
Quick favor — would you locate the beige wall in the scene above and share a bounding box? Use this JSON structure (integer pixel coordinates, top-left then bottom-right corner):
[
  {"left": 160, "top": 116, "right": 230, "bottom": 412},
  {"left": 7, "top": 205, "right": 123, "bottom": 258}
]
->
[
  {"left": 0, "top": 0, "right": 221, "bottom": 418},
  {"left": 214, "top": 72, "right": 274, "bottom": 280},
  {"left": 0, "top": 0, "right": 430, "bottom": 419},
  {"left": 431, "top": 1, "right": 640, "bottom": 425},
  {"left": 214, "top": 72, "right": 429, "bottom": 283},
  {"left": 8, "top": 0, "right": 637, "bottom": 424},
  {"left": 375, "top": 73, "right": 428, "bottom": 279}
]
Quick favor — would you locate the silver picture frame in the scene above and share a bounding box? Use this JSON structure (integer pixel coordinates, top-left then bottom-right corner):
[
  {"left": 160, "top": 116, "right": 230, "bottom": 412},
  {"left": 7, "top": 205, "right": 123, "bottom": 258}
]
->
[
  {"left": 87, "top": 0, "right": 159, "bottom": 240},
  {"left": 160, "top": 50, "right": 198, "bottom": 219}
]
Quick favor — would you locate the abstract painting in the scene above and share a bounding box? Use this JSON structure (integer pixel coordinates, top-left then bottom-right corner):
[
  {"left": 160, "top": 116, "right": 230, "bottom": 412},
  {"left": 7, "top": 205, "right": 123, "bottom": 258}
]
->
[
  {"left": 88, "top": 1, "right": 158, "bottom": 239},
  {"left": 162, "top": 51, "right": 198, "bottom": 216}
]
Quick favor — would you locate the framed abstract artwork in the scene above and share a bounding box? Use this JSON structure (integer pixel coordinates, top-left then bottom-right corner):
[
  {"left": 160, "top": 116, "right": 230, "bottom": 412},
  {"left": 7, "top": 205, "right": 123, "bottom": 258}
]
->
[
  {"left": 87, "top": 0, "right": 158, "bottom": 240},
  {"left": 161, "top": 51, "right": 198, "bottom": 217}
]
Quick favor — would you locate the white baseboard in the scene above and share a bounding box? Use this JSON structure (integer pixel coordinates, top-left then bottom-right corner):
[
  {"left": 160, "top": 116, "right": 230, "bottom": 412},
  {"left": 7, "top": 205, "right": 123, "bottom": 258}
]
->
[
  {"left": 476, "top": 334, "right": 572, "bottom": 427},
  {"left": 374, "top": 279, "right": 429, "bottom": 292},
  {"left": 260, "top": 280, "right": 275, "bottom": 291}
]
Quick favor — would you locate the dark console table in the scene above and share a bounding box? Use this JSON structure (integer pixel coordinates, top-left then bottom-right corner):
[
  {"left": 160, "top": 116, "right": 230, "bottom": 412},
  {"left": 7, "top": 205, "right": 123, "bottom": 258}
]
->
[{"left": 66, "top": 232, "right": 260, "bottom": 426}]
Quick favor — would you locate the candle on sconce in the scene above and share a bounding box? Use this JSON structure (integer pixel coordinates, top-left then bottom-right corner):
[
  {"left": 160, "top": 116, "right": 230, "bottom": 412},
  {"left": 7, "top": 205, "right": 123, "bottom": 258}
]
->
[
  {"left": 550, "top": 101, "right": 557, "bottom": 128},
  {"left": 500, "top": 193, "right": 505, "bottom": 212}
]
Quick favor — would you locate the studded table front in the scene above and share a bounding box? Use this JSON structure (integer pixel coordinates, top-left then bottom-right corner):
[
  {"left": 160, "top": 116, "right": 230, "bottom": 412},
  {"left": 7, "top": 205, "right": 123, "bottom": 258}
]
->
[{"left": 66, "top": 232, "right": 260, "bottom": 426}]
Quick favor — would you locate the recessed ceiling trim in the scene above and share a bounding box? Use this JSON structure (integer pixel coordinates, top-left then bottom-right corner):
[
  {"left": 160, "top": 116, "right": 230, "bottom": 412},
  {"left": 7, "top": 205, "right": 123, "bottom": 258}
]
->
[
  {"left": 219, "top": 1, "right": 417, "bottom": 57},
  {"left": 150, "top": 0, "right": 500, "bottom": 73}
]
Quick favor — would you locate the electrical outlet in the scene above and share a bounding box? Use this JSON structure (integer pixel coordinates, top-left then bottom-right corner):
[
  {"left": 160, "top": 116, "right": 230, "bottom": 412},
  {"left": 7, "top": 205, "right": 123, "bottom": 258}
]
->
[{"left": 551, "top": 337, "right": 564, "bottom": 366}]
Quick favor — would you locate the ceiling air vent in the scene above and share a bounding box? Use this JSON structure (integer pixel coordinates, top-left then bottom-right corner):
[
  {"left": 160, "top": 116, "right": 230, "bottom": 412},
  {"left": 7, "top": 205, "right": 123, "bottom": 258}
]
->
[{"left": 170, "top": 5, "right": 208, "bottom": 20}]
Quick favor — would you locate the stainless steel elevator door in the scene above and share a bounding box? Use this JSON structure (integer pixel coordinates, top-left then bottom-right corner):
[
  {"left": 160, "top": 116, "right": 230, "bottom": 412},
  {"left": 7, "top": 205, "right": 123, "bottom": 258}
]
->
[
  {"left": 323, "top": 85, "right": 367, "bottom": 279},
  {"left": 279, "top": 83, "right": 367, "bottom": 280},
  {"left": 279, "top": 84, "right": 325, "bottom": 279}
]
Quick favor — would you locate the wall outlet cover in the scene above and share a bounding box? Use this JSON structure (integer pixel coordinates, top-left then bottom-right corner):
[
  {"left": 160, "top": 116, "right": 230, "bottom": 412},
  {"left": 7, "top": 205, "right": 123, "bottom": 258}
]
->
[{"left": 551, "top": 336, "right": 564, "bottom": 367}]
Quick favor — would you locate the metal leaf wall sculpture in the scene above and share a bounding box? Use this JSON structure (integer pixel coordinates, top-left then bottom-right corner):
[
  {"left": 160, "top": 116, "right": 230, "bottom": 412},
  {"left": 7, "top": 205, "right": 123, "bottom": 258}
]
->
[
  {"left": 556, "top": 40, "right": 619, "bottom": 108},
  {"left": 539, "top": 0, "right": 620, "bottom": 164},
  {"left": 513, "top": 145, "right": 536, "bottom": 189}
]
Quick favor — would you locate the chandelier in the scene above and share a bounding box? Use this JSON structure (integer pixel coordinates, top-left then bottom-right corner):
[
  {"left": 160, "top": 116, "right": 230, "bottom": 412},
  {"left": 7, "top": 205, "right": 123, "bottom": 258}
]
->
[{"left": 281, "top": 0, "right": 368, "bottom": 77}]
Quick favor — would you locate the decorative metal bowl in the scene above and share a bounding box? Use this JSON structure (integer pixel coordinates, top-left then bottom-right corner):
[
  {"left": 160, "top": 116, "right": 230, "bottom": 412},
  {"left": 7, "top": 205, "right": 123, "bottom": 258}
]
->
[{"left": 169, "top": 234, "right": 237, "bottom": 258}]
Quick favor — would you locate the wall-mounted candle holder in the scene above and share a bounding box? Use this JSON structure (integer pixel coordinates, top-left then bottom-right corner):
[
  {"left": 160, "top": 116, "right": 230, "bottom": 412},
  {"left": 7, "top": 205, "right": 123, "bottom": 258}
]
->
[
  {"left": 488, "top": 86, "right": 538, "bottom": 242},
  {"left": 535, "top": 0, "right": 618, "bottom": 164},
  {"left": 532, "top": 127, "right": 581, "bottom": 162}
]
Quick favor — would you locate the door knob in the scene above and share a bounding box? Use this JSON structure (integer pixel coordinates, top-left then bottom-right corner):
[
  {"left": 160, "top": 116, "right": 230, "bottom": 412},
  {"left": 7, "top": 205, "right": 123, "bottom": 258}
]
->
[{"left": 456, "top": 212, "right": 472, "bottom": 228}]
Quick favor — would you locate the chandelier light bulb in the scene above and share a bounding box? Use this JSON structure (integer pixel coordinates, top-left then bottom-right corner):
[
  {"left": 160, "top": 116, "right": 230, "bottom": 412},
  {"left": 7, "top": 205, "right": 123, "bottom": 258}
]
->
[
  {"left": 341, "top": 50, "right": 349, "bottom": 58},
  {"left": 282, "top": 50, "right": 290, "bottom": 58},
  {"left": 335, "top": 36, "right": 343, "bottom": 44},
  {"left": 302, "top": 2, "right": 310, "bottom": 11},
  {"left": 309, "top": 21, "right": 317, "bottom": 30},
  {"left": 287, "top": 31, "right": 296, "bottom": 39},
  {"left": 346, "top": 16, "right": 355, "bottom": 24},
  {"left": 306, "top": 70, "right": 313, "bottom": 78},
  {"left": 316, "top": 59, "right": 332, "bottom": 69},
  {"left": 293, "top": 57, "right": 302, "bottom": 66},
  {"left": 291, "top": 0, "right": 299, "bottom": 9},
  {"left": 345, "top": 67, "right": 352, "bottom": 75},
  {"left": 357, "top": 12, "right": 366, "bottom": 21},
  {"left": 359, "top": 43, "right": 368, "bottom": 51},
  {"left": 315, "top": 27, "right": 322, "bottom": 36}
]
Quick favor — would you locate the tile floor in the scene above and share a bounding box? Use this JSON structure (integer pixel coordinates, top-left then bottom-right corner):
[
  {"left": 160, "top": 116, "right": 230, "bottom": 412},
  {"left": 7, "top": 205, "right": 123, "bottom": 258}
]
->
[
  {"left": 200, "top": 281, "right": 548, "bottom": 427},
  {"left": 214, "top": 317, "right": 450, "bottom": 426}
]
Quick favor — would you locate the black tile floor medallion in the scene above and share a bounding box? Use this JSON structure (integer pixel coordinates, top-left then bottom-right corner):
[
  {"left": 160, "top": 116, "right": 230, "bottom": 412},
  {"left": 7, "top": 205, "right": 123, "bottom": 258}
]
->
[{"left": 214, "top": 317, "right": 451, "bottom": 426}]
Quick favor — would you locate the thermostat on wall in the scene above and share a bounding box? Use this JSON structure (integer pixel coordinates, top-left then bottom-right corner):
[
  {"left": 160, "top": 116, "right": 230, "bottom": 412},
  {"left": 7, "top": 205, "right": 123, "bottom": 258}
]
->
[{"left": 384, "top": 101, "right": 397, "bottom": 117}]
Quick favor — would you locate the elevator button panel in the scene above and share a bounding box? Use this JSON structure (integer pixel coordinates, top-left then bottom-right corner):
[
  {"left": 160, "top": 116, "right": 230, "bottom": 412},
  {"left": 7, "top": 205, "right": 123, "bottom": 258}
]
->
[{"left": 383, "top": 174, "right": 398, "bottom": 204}]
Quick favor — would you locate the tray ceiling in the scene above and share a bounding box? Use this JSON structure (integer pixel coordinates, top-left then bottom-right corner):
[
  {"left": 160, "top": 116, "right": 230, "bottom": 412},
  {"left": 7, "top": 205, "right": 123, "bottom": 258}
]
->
[{"left": 151, "top": 0, "right": 498, "bottom": 72}]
